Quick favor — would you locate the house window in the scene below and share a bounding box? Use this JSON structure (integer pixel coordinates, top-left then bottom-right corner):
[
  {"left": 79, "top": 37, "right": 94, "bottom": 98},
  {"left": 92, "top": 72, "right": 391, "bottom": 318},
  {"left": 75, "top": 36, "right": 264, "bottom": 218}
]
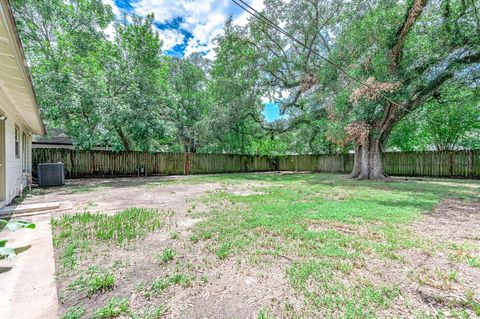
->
[
  {"left": 15, "top": 125, "right": 20, "bottom": 158},
  {"left": 22, "top": 132, "right": 27, "bottom": 171}
]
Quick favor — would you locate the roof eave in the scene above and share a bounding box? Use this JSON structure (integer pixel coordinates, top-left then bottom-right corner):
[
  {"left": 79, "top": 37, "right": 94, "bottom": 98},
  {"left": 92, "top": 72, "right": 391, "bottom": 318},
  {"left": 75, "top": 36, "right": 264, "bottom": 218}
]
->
[{"left": 1, "top": 0, "right": 46, "bottom": 136}]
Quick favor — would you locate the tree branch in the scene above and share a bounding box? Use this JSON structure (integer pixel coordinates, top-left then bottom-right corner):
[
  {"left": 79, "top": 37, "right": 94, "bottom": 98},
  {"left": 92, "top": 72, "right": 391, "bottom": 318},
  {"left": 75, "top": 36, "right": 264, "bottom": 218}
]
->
[{"left": 389, "top": 0, "right": 428, "bottom": 71}]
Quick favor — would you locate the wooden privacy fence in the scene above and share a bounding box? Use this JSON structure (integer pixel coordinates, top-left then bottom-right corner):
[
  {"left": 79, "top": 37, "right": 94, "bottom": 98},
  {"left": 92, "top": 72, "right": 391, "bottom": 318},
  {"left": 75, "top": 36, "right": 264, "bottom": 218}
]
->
[
  {"left": 32, "top": 148, "right": 275, "bottom": 177},
  {"left": 32, "top": 148, "right": 480, "bottom": 178}
]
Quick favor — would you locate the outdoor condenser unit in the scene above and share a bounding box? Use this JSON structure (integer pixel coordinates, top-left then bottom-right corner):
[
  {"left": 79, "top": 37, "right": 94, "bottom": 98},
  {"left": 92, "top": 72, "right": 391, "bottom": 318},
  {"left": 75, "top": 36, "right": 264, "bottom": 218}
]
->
[{"left": 37, "top": 163, "right": 65, "bottom": 187}]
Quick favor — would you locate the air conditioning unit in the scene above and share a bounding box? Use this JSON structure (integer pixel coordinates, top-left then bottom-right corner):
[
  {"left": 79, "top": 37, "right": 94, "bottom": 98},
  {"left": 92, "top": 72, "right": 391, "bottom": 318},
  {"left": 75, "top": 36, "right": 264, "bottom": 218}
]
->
[{"left": 37, "top": 163, "right": 65, "bottom": 187}]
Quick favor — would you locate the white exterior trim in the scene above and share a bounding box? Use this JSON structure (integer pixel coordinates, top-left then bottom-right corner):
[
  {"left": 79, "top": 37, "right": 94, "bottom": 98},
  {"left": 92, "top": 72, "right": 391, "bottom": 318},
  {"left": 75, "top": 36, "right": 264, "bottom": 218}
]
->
[{"left": 0, "top": 0, "right": 44, "bottom": 207}]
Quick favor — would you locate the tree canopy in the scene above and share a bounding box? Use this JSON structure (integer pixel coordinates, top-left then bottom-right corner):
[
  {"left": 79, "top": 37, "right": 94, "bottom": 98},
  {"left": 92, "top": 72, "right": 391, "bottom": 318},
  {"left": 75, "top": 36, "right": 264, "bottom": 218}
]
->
[{"left": 12, "top": 0, "right": 480, "bottom": 176}]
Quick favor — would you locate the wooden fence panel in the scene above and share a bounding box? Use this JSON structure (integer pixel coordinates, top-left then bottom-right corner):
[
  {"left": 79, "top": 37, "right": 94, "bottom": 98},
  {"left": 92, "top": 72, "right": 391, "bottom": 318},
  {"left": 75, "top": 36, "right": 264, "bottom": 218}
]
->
[{"left": 32, "top": 148, "right": 480, "bottom": 178}]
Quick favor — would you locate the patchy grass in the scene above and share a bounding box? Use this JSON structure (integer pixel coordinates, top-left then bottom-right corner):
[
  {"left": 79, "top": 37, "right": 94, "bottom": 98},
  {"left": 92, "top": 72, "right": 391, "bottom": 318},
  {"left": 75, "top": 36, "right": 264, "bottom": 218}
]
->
[
  {"left": 87, "top": 272, "right": 115, "bottom": 297},
  {"left": 92, "top": 297, "right": 130, "bottom": 319},
  {"left": 53, "top": 208, "right": 163, "bottom": 246},
  {"left": 49, "top": 173, "right": 480, "bottom": 318},
  {"left": 143, "top": 273, "right": 194, "bottom": 298},
  {"left": 60, "top": 305, "right": 85, "bottom": 319},
  {"left": 157, "top": 248, "right": 175, "bottom": 264},
  {"left": 52, "top": 208, "right": 164, "bottom": 271},
  {"left": 66, "top": 266, "right": 115, "bottom": 298},
  {"left": 188, "top": 173, "right": 480, "bottom": 317}
]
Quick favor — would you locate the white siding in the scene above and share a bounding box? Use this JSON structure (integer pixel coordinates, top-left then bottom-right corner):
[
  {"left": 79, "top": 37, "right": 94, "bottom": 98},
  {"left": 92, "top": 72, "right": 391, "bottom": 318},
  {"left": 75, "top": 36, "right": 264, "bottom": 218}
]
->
[{"left": 3, "top": 105, "right": 32, "bottom": 204}]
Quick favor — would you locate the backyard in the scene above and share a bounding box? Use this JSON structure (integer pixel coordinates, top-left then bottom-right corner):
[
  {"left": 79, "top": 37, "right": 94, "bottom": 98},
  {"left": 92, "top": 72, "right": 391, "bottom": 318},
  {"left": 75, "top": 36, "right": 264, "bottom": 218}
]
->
[{"left": 18, "top": 173, "right": 480, "bottom": 318}]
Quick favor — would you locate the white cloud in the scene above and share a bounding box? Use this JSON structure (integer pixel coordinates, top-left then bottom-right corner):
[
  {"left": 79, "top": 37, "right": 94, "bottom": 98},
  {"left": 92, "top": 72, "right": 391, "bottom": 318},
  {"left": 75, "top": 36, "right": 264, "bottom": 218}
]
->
[
  {"left": 104, "top": 0, "right": 264, "bottom": 58},
  {"left": 158, "top": 29, "right": 186, "bottom": 51},
  {"left": 102, "top": 0, "right": 121, "bottom": 17},
  {"left": 104, "top": 22, "right": 116, "bottom": 40},
  {"left": 134, "top": 0, "right": 231, "bottom": 58},
  {"left": 233, "top": 0, "right": 264, "bottom": 26}
]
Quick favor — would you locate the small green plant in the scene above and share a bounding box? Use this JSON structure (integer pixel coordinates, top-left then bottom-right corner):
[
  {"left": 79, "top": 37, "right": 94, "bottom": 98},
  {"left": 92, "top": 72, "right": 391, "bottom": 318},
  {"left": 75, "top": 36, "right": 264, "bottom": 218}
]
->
[
  {"left": 216, "top": 242, "right": 232, "bottom": 260},
  {"left": 0, "top": 219, "right": 35, "bottom": 259},
  {"left": 465, "top": 290, "right": 480, "bottom": 316},
  {"left": 257, "top": 309, "right": 273, "bottom": 319},
  {"left": 92, "top": 297, "right": 130, "bottom": 319},
  {"left": 144, "top": 274, "right": 193, "bottom": 298},
  {"left": 169, "top": 230, "right": 180, "bottom": 239},
  {"left": 135, "top": 305, "right": 165, "bottom": 319},
  {"left": 199, "top": 230, "right": 213, "bottom": 240},
  {"left": 158, "top": 248, "right": 175, "bottom": 263},
  {"left": 467, "top": 256, "right": 480, "bottom": 268},
  {"left": 61, "top": 305, "right": 85, "bottom": 319},
  {"left": 87, "top": 273, "right": 115, "bottom": 297},
  {"left": 52, "top": 208, "right": 162, "bottom": 246}
]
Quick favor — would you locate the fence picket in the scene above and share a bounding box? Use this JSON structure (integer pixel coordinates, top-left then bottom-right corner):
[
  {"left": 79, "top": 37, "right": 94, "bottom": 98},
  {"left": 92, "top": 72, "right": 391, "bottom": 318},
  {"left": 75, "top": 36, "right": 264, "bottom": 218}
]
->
[{"left": 31, "top": 148, "right": 480, "bottom": 178}]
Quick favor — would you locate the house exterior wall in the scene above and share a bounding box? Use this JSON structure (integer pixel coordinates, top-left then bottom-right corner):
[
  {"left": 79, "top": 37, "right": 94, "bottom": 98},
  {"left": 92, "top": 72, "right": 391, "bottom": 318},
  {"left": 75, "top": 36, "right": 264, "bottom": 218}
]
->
[{"left": 2, "top": 104, "right": 32, "bottom": 204}]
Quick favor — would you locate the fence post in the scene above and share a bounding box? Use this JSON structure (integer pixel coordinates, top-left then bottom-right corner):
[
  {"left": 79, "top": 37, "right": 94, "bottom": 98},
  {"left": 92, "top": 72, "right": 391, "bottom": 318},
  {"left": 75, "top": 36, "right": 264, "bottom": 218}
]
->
[
  {"left": 31, "top": 148, "right": 480, "bottom": 179},
  {"left": 448, "top": 151, "right": 454, "bottom": 177},
  {"left": 467, "top": 150, "right": 473, "bottom": 177},
  {"left": 183, "top": 153, "right": 191, "bottom": 175}
]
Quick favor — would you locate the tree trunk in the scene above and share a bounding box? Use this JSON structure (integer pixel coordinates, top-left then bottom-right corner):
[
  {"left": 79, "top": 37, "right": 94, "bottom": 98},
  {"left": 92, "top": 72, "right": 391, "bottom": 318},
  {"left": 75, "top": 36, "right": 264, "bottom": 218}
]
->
[
  {"left": 350, "top": 136, "right": 388, "bottom": 180},
  {"left": 116, "top": 127, "right": 131, "bottom": 151},
  {"left": 349, "top": 144, "right": 362, "bottom": 178}
]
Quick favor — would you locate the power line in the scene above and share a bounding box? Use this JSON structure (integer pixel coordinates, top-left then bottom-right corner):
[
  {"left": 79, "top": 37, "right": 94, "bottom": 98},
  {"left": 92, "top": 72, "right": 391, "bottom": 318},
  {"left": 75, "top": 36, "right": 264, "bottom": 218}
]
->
[
  {"left": 231, "top": 0, "right": 456, "bottom": 129},
  {"left": 231, "top": 0, "right": 403, "bottom": 108}
]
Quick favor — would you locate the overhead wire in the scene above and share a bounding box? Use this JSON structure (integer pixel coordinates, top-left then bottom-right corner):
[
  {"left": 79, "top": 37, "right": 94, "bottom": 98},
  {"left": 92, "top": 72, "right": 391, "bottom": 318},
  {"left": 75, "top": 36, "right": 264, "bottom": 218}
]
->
[{"left": 231, "top": 0, "right": 405, "bottom": 109}]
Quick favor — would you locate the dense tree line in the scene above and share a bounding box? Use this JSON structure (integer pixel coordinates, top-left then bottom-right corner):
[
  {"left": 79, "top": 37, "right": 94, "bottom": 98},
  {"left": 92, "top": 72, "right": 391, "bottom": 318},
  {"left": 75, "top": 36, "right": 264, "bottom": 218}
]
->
[{"left": 13, "top": 0, "right": 480, "bottom": 178}]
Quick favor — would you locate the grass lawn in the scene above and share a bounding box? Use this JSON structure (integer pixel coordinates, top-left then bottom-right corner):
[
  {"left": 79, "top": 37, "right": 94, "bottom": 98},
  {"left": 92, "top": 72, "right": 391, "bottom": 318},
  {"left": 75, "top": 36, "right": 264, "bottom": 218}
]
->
[{"left": 50, "top": 173, "right": 480, "bottom": 318}]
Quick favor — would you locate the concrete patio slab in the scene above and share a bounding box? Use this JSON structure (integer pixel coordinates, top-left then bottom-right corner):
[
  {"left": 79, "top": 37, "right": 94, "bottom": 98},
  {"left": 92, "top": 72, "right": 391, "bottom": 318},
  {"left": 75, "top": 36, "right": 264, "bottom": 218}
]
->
[
  {"left": 0, "top": 213, "right": 58, "bottom": 319},
  {"left": 0, "top": 202, "right": 60, "bottom": 217}
]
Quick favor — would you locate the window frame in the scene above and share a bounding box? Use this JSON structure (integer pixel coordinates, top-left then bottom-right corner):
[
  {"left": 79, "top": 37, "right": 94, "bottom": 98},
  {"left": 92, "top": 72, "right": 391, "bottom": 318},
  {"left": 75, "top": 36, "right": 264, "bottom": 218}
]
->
[
  {"left": 22, "top": 131, "right": 27, "bottom": 172},
  {"left": 14, "top": 124, "right": 20, "bottom": 158}
]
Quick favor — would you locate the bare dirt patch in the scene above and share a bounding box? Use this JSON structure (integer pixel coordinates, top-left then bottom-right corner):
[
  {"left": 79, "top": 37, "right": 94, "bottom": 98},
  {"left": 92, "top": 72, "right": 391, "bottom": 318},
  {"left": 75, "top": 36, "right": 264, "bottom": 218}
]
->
[
  {"left": 376, "top": 199, "right": 480, "bottom": 317},
  {"left": 41, "top": 176, "right": 300, "bottom": 318},
  {"left": 25, "top": 176, "right": 480, "bottom": 318},
  {"left": 53, "top": 209, "right": 299, "bottom": 318},
  {"left": 410, "top": 198, "right": 480, "bottom": 243},
  {"left": 223, "top": 183, "right": 268, "bottom": 197},
  {"left": 304, "top": 199, "right": 480, "bottom": 317},
  {"left": 22, "top": 176, "right": 222, "bottom": 217}
]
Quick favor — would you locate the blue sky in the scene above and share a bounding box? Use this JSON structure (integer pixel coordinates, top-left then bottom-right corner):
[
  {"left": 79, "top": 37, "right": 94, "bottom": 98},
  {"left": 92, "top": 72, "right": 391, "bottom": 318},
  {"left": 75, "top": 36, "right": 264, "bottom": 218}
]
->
[
  {"left": 263, "top": 102, "right": 285, "bottom": 122},
  {"left": 103, "top": 0, "right": 281, "bottom": 121},
  {"left": 104, "top": 0, "right": 263, "bottom": 58}
]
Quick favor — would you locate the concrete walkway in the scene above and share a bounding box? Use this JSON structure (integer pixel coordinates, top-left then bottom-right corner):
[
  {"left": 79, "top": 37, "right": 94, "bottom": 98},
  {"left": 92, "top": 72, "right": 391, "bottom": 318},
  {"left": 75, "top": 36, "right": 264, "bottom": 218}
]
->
[{"left": 0, "top": 213, "right": 58, "bottom": 319}]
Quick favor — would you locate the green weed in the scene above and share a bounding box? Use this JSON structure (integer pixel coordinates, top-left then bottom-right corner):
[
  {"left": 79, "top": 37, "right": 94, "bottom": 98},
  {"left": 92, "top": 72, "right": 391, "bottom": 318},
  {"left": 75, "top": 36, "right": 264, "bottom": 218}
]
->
[
  {"left": 144, "top": 274, "right": 193, "bottom": 298},
  {"left": 158, "top": 248, "right": 175, "bottom": 263},
  {"left": 135, "top": 305, "right": 165, "bottom": 319},
  {"left": 92, "top": 297, "right": 130, "bottom": 319},
  {"left": 216, "top": 242, "right": 232, "bottom": 260},
  {"left": 87, "top": 273, "right": 115, "bottom": 297},
  {"left": 52, "top": 208, "right": 164, "bottom": 270},
  {"left": 61, "top": 305, "right": 85, "bottom": 319}
]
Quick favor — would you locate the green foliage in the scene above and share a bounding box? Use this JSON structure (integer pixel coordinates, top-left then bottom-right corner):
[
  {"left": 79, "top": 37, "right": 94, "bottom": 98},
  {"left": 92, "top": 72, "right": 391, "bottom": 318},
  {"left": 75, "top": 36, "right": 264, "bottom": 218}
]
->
[
  {"left": 158, "top": 248, "right": 175, "bottom": 263},
  {"left": 52, "top": 208, "right": 163, "bottom": 270},
  {"left": 92, "top": 297, "right": 130, "bottom": 319},
  {"left": 167, "top": 54, "right": 211, "bottom": 152},
  {"left": 11, "top": 0, "right": 480, "bottom": 156},
  {"left": 144, "top": 274, "right": 193, "bottom": 298},
  {"left": 390, "top": 85, "right": 480, "bottom": 151},
  {"left": 0, "top": 219, "right": 35, "bottom": 259},
  {"left": 61, "top": 305, "right": 86, "bottom": 319},
  {"left": 87, "top": 273, "right": 115, "bottom": 297},
  {"left": 0, "top": 220, "right": 35, "bottom": 231},
  {"left": 12, "top": 2, "right": 172, "bottom": 151}
]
